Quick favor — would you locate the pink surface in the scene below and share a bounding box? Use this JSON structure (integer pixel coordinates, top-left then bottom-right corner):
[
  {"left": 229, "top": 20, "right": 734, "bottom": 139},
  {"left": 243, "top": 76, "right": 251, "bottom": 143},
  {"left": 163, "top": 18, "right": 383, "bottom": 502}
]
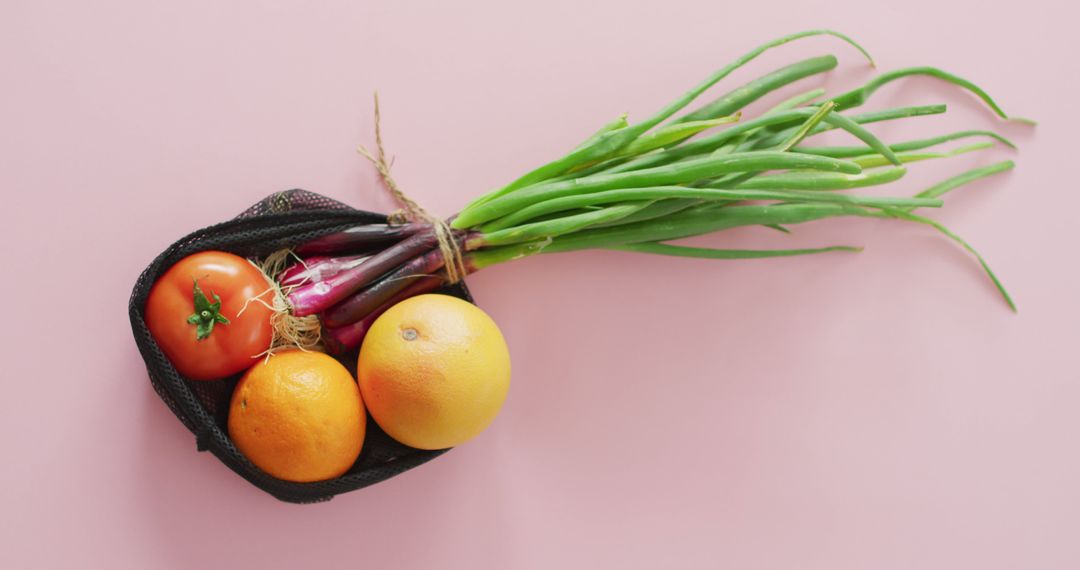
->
[{"left": 2, "top": 1, "right": 1078, "bottom": 568}]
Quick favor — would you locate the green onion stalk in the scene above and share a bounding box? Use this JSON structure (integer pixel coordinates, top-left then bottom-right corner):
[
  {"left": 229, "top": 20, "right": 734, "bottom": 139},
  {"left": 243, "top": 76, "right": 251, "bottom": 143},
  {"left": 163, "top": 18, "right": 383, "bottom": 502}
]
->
[{"left": 282, "top": 30, "right": 1029, "bottom": 353}]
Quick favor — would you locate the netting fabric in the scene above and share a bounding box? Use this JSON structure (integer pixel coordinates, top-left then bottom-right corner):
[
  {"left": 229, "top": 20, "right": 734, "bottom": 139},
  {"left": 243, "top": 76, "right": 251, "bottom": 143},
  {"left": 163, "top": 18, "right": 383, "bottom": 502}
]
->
[{"left": 128, "top": 190, "right": 468, "bottom": 503}]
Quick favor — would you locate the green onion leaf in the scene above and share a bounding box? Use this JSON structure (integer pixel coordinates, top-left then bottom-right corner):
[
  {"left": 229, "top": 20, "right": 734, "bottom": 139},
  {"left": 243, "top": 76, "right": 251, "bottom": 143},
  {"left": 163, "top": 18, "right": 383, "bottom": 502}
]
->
[
  {"left": 673, "top": 55, "right": 839, "bottom": 124},
  {"left": 826, "top": 67, "right": 1018, "bottom": 120},
  {"left": 612, "top": 241, "right": 862, "bottom": 259},
  {"left": 455, "top": 151, "right": 862, "bottom": 228},
  {"left": 794, "top": 129, "right": 1016, "bottom": 157},
  {"left": 463, "top": 30, "right": 873, "bottom": 210}
]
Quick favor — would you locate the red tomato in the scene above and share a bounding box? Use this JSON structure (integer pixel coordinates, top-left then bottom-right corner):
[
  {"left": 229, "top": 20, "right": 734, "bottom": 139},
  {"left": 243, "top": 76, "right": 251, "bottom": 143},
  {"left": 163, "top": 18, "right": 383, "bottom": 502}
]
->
[{"left": 146, "top": 251, "right": 275, "bottom": 380}]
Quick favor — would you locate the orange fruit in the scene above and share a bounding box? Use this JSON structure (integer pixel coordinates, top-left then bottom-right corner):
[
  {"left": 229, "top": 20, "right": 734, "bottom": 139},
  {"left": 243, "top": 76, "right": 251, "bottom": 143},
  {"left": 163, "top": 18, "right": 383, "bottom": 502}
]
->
[
  {"left": 227, "top": 350, "right": 365, "bottom": 483},
  {"left": 357, "top": 294, "right": 511, "bottom": 450}
]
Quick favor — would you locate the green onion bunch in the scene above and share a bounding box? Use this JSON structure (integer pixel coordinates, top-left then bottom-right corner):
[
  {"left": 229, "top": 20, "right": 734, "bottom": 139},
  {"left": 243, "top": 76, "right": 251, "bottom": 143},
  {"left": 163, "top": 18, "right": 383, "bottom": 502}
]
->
[{"left": 284, "top": 30, "right": 1027, "bottom": 352}]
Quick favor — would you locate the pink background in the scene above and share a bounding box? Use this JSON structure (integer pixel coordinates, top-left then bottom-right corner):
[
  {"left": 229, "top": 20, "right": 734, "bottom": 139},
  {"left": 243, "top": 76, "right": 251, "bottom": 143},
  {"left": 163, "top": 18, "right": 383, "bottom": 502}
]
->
[{"left": 2, "top": 1, "right": 1078, "bottom": 568}]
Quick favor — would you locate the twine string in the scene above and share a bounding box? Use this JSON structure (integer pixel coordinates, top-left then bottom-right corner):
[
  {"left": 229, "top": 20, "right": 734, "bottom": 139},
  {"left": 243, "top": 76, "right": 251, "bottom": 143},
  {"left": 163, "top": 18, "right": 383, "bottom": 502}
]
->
[{"left": 356, "top": 93, "right": 467, "bottom": 284}]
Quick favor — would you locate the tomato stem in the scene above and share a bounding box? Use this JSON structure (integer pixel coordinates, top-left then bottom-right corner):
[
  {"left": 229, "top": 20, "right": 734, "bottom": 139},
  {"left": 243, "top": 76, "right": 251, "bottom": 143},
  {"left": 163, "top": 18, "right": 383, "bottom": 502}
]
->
[{"left": 186, "top": 279, "right": 230, "bottom": 340}]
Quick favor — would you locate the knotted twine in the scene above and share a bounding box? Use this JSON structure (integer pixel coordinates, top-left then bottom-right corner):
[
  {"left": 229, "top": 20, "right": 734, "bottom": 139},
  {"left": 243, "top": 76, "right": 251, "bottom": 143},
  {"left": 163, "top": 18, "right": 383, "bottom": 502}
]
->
[
  {"left": 355, "top": 93, "right": 468, "bottom": 285},
  {"left": 252, "top": 95, "right": 469, "bottom": 356}
]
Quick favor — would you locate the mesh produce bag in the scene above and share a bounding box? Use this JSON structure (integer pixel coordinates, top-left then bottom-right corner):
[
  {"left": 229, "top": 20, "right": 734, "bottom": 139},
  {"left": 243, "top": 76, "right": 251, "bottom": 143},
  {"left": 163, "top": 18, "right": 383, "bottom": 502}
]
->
[{"left": 128, "top": 189, "right": 471, "bottom": 503}]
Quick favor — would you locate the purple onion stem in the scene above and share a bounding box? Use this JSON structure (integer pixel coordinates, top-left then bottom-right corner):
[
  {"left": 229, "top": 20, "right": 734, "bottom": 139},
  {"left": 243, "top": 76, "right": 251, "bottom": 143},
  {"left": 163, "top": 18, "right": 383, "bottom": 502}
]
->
[
  {"left": 321, "top": 247, "right": 447, "bottom": 328},
  {"left": 323, "top": 275, "right": 444, "bottom": 354},
  {"left": 279, "top": 254, "right": 368, "bottom": 287},
  {"left": 295, "top": 222, "right": 422, "bottom": 256},
  {"left": 288, "top": 227, "right": 437, "bottom": 316}
]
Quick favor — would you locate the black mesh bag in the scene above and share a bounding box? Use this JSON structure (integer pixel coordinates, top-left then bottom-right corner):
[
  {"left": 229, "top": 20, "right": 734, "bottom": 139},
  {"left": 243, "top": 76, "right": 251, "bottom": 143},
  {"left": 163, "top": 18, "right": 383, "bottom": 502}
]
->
[{"left": 128, "top": 189, "right": 469, "bottom": 503}]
